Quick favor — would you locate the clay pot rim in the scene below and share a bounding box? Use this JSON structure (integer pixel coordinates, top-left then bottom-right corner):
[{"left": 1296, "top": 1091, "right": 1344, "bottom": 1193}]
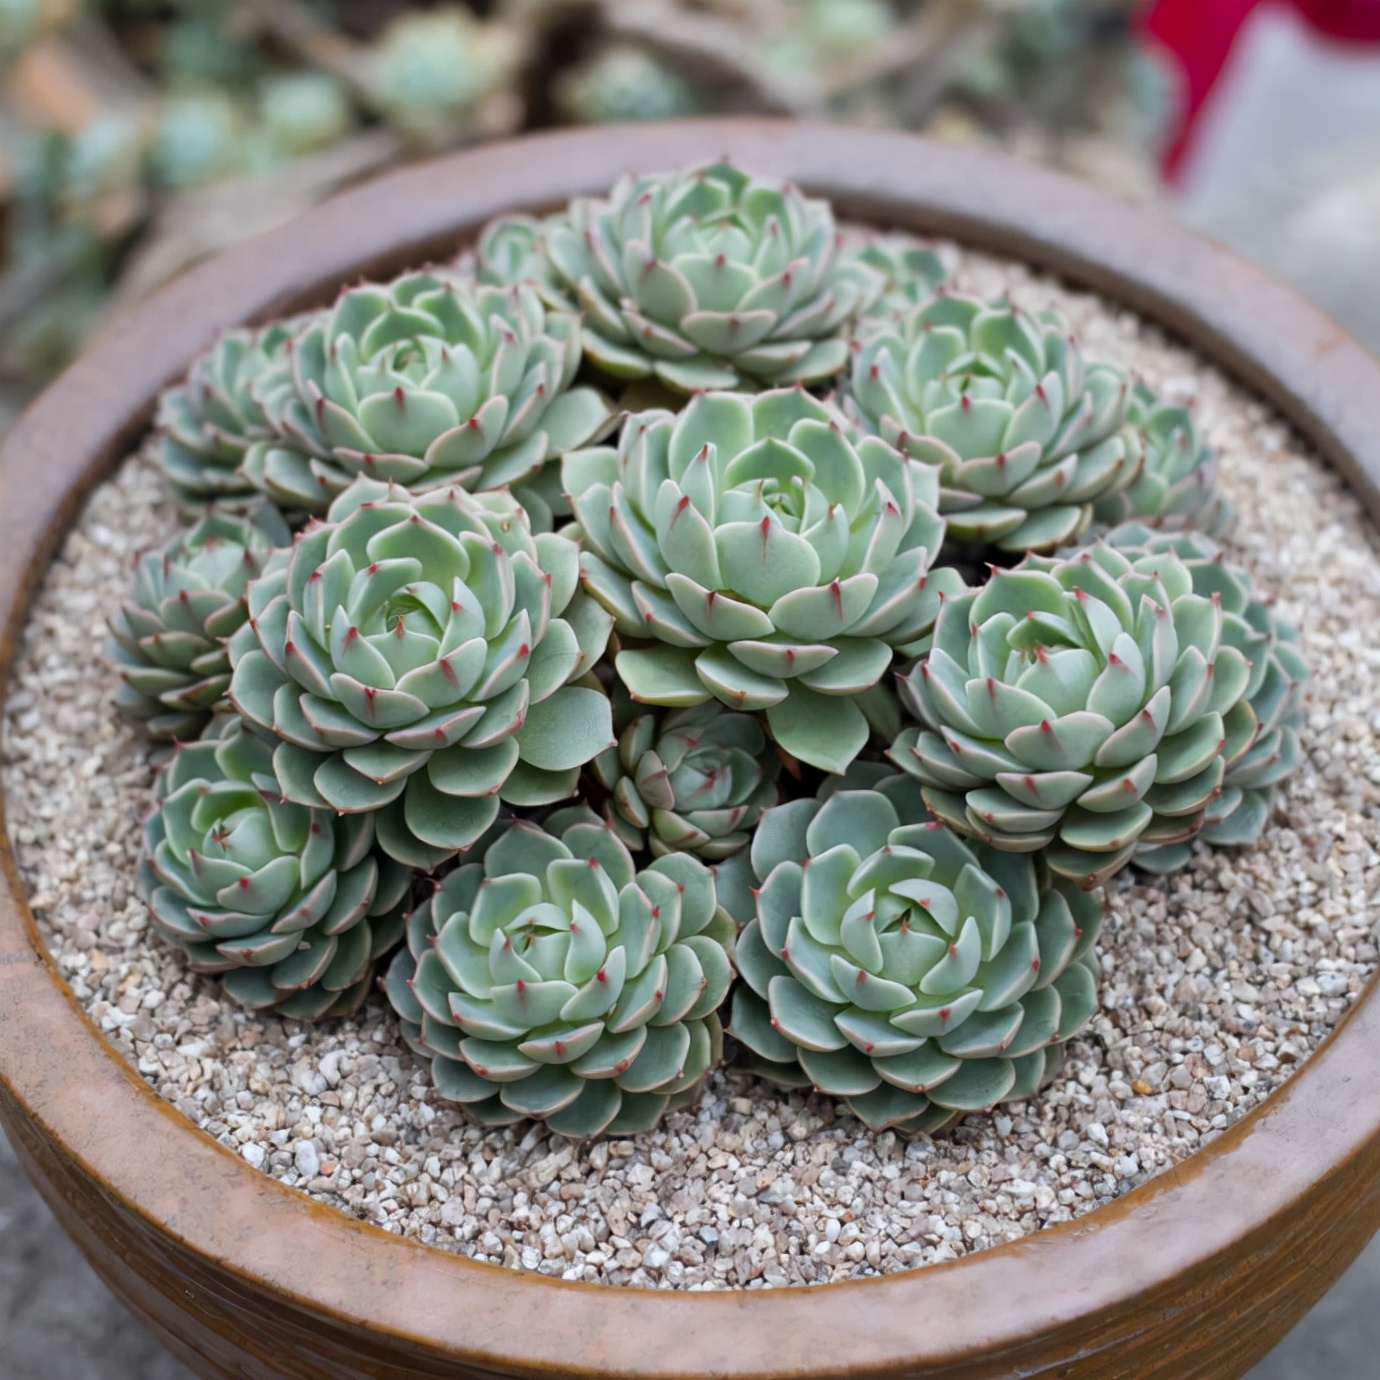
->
[{"left": 2, "top": 120, "right": 1378, "bottom": 1380}]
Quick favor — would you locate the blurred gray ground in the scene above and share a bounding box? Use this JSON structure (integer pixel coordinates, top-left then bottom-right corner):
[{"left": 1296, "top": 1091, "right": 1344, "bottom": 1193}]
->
[{"left": 2, "top": 139, "right": 1380, "bottom": 1375}]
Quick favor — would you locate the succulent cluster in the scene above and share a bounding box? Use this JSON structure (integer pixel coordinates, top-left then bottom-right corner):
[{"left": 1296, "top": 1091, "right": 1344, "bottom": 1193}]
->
[{"left": 123, "top": 158, "right": 1306, "bottom": 1142}]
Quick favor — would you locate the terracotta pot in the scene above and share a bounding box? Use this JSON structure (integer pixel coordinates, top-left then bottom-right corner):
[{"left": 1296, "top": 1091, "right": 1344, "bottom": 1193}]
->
[{"left": 2, "top": 121, "right": 1379, "bottom": 1380}]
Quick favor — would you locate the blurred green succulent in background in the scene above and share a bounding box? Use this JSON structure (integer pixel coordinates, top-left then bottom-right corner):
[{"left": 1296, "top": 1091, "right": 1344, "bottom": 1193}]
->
[
  {"left": 149, "top": 88, "right": 245, "bottom": 190},
  {"left": 365, "top": 5, "right": 522, "bottom": 148},
  {"left": 553, "top": 44, "right": 704, "bottom": 126},
  {"left": 257, "top": 71, "right": 353, "bottom": 161}
]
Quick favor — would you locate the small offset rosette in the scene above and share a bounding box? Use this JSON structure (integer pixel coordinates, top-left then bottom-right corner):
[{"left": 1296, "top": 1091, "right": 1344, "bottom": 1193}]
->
[
  {"left": 110, "top": 505, "right": 291, "bottom": 741},
  {"left": 1100, "top": 523, "right": 1307, "bottom": 870}
]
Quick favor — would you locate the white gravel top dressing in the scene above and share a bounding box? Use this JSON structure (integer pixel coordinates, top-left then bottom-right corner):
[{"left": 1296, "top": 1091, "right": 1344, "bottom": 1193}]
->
[{"left": 5, "top": 249, "right": 1379, "bottom": 1291}]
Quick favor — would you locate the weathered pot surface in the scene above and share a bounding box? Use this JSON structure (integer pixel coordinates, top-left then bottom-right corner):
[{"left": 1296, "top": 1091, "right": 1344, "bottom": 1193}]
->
[{"left": 2, "top": 120, "right": 1379, "bottom": 1380}]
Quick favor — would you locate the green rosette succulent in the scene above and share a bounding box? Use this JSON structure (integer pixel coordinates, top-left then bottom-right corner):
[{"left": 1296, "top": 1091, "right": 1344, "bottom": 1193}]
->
[
  {"left": 242, "top": 271, "right": 612, "bottom": 525},
  {"left": 729, "top": 775, "right": 1102, "bottom": 1133},
  {"left": 542, "top": 159, "right": 883, "bottom": 393},
  {"left": 891, "top": 541, "right": 1259, "bottom": 886},
  {"left": 565, "top": 388, "right": 963, "bottom": 774},
  {"left": 1101, "top": 524, "right": 1307, "bottom": 869},
  {"left": 110, "top": 506, "right": 291, "bottom": 740},
  {"left": 154, "top": 319, "right": 306, "bottom": 510},
  {"left": 843, "top": 293, "right": 1138, "bottom": 552},
  {"left": 463, "top": 212, "right": 567, "bottom": 305},
  {"left": 850, "top": 232, "right": 952, "bottom": 318},
  {"left": 590, "top": 698, "right": 779, "bottom": 861},
  {"left": 1090, "top": 382, "right": 1233, "bottom": 536},
  {"left": 226, "top": 478, "right": 615, "bottom": 869},
  {"left": 138, "top": 718, "right": 411, "bottom": 1019},
  {"left": 381, "top": 812, "right": 736, "bottom": 1136}
]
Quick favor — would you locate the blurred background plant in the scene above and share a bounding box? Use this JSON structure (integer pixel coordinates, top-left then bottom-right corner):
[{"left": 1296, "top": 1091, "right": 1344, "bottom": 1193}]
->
[{"left": 0, "top": 0, "right": 1162, "bottom": 386}]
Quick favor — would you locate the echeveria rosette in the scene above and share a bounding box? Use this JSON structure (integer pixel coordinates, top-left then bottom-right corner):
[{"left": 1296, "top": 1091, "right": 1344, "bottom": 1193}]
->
[
  {"left": 226, "top": 478, "right": 615, "bottom": 870},
  {"left": 590, "top": 698, "right": 779, "bottom": 861},
  {"left": 729, "top": 775, "right": 1103, "bottom": 1133},
  {"left": 381, "top": 813, "right": 736, "bottom": 1137},
  {"left": 891, "top": 543, "right": 1258, "bottom": 886},
  {"left": 243, "top": 271, "right": 612, "bottom": 525},
  {"left": 565, "top": 388, "right": 965, "bottom": 774},
  {"left": 1102, "top": 524, "right": 1308, "bottom": 870},
  {"left": 1090, "top": 382, "right": 1234, "bottom": 537},
  {"left": 842, "top": 293, "right": 1140, "bottom": 553},
  {"left": 543, "top": 159, "right": 883, "bottom": 393},
  {"left": 848, "top": 231, "right": 952, "bottom": 318},
  {"left": 154, "top": 318, "right": 309, "bottom": 511},
  {"left": 110, "top": 506, "right": 292, "bottom": 741},
  {"left": 137, "top": 718, "right": 411, "bottom": 1019},
  {"left": 462, "top": 212, "right": 570, "bottom": 308}
]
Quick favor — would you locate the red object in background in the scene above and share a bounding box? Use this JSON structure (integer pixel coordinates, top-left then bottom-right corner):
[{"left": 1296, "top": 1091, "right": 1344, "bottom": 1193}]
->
[
  {"left": 1144, "top": 0, "right": 1380, "bottom": 178},
  {"left": 1294, "top": 0, "right": 1380, "bottom": 39}
]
